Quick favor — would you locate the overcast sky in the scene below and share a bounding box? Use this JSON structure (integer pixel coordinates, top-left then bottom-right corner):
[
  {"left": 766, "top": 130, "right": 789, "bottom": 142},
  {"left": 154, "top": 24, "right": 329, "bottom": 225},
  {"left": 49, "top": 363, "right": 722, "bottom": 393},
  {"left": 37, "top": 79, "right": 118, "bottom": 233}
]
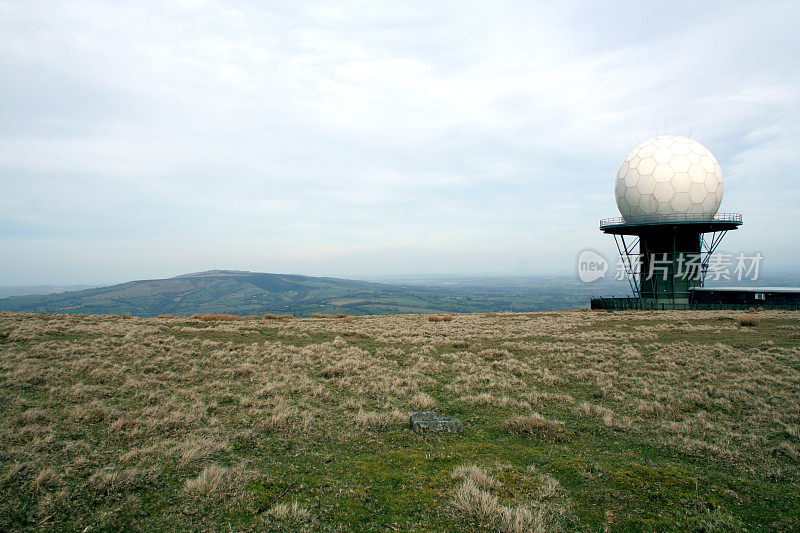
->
[{"left": 1, "top": 0, "right": 798, "bottom": 285}]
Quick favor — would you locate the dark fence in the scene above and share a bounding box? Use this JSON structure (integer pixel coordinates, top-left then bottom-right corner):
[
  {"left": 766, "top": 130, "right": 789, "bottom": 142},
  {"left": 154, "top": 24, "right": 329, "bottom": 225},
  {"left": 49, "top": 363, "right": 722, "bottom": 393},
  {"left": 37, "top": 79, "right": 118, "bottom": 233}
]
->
[{"left": 590, "top": 297, "right": 800, "bottom": 311}]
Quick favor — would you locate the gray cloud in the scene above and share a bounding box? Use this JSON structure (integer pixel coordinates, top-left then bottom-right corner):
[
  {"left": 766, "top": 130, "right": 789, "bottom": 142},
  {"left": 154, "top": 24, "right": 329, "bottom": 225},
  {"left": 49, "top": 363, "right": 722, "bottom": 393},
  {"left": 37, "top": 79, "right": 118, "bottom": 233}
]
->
[{"left": 1, "top": 0, "right": 798, "bottom": 284}]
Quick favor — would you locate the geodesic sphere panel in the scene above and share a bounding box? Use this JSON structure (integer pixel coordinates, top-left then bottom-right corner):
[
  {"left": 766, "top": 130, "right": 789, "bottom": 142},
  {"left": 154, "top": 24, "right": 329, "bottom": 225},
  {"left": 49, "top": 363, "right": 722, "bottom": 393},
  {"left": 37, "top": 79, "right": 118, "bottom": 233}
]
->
[{"left": 614, "top": 135, "right": 723, "bottom": 221}]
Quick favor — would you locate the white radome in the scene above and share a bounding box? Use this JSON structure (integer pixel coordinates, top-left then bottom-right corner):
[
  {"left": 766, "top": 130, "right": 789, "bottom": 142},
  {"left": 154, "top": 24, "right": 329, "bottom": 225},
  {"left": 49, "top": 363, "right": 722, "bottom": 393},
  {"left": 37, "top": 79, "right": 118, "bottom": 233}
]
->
[{"left": 615, "top": 135, "right": 723, "bottom": 222}]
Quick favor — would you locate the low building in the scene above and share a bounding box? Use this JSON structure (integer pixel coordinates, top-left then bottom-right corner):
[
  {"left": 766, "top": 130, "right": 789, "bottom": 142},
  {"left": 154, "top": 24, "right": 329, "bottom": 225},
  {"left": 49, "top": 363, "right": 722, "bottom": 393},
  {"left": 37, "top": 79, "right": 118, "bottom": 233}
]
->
[
  {"left": 590, "top": 286, "right": 800, "bottom": 310},
  {"left": 688, "top": 287, "right": 800, "bottom": 307}
]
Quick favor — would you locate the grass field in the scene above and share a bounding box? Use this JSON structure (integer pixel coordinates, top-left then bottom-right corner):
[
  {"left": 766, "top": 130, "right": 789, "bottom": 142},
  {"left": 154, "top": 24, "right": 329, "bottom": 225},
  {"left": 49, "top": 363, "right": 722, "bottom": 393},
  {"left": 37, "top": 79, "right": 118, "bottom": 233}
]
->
[{"left": 1, "top": 310, "right": 799, "bottom": 531}]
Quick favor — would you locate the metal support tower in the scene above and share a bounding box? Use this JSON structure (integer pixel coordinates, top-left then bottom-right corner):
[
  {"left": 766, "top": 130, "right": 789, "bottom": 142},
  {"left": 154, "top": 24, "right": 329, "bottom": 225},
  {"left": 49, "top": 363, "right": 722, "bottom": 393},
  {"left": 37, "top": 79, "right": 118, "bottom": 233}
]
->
[{"left": 600, "top": 213, "right": 742, "bottom": 305}]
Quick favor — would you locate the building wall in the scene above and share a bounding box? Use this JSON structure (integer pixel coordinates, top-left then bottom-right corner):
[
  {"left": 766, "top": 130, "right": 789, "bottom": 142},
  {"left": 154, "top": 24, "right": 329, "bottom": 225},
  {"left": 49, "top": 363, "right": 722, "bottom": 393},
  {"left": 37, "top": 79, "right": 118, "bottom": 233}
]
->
[
  {"left": 690, "top": 290, "right": 800, "bottom": 306},
  {"left": 638, "top": 228, "right": 702, "bottom": 304},
  {"left": 590, "top": 297, "right": 800, "bottom": 310}
]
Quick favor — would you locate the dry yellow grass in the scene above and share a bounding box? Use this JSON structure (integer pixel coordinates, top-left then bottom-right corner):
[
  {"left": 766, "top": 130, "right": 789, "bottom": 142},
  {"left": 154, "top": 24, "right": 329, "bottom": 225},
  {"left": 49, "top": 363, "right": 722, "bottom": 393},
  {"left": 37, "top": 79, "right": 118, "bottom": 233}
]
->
[
  {"left": 263, "top": 313, "right": 294, "bottom": 320},
  {"left": 0, "top": 309, "right": 798, "bottom": 530},
  {"left": 191, "top": 313, "right": 239, "bottom": 321},
  {"left": 738, "top": 314, "right": 759, "bottom": 327},
  {"left": 268, "top": 499, "right": 311, "bottom": 522},
  {"left": 428, "top": 314, "right": 455, "bottom": 322},
  {"left": 451, "top": 464, "right": 566, "bottom": 532},
  {"left": 504, "top": 413, "right": 564, "bottom": 438},
  {"left": 183, "top": 464, "right": 229, "bottom": 497},
  {"left": 410, "top": 392, "right": 437, "bottom": 410},
  {"left": 451, "top": 464, "right": 501, "bottom": 490}
]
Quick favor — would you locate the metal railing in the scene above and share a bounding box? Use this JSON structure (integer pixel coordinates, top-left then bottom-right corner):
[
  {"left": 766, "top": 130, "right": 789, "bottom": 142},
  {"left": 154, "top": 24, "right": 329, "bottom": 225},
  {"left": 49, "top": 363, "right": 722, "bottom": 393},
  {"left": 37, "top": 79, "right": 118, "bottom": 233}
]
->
[
  {"left": 600, "top": 213, "right": 742, "bottom": 229},
  {"left": 590, "top": 297, "right": 798, "bottom": 311}
]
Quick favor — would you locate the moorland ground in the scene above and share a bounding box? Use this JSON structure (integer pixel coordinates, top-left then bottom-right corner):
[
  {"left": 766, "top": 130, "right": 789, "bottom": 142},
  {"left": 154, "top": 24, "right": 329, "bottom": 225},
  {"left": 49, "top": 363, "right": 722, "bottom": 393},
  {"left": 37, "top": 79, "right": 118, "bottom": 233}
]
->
[{"left": 1, "top": 310, "right": 798, "bottom": 531}]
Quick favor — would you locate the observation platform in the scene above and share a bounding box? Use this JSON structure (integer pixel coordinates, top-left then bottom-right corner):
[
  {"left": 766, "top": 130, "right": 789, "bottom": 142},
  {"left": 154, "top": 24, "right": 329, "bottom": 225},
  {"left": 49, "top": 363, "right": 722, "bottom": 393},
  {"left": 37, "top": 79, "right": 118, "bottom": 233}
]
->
[{"left": 599, "top": 213, "right": 742, "bottom": 235}]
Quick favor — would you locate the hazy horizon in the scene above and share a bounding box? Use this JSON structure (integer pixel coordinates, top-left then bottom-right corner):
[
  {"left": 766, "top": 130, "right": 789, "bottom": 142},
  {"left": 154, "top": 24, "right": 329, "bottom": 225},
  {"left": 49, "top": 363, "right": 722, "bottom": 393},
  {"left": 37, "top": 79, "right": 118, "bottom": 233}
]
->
[
  {"left": 2, "top": 265, "right": 798, "bottom": 297},
  {"left": 2, "top": 1, "right": 799, "bottom": 285},
  {"left": 1, "top": 269, "right": 617, "bottom": 291}
]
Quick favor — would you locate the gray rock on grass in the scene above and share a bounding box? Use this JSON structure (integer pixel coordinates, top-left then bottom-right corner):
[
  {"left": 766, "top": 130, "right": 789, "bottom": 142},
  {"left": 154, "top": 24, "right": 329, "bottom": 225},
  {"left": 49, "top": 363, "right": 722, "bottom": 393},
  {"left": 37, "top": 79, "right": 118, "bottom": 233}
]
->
[{"left": 409, "top": 411, "right": 463, "bottom": 433}]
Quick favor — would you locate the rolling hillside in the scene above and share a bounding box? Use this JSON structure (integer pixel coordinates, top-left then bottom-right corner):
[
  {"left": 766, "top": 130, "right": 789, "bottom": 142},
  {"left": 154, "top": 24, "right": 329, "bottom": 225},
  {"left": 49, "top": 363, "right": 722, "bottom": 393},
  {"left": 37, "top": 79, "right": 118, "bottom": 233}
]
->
[
  {"left": 0, "top": 270, "right": 391, "bottom": 317},
  {"left": 0, "top": 270, "right": 608, "bottom": 317}
]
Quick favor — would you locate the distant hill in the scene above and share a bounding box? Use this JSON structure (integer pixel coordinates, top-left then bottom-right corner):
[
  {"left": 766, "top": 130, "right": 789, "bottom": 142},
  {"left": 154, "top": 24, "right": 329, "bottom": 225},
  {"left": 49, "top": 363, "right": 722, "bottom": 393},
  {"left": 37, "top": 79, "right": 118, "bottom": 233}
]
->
[
  {"left": 0, "top": 284, "right": 97, "bottom": 299},
  {"left": 0, "top": 270, "right": 617, "bottom": 317},
  {"left": 0, "top": 270, "right": 393, "bottom": 317}
]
